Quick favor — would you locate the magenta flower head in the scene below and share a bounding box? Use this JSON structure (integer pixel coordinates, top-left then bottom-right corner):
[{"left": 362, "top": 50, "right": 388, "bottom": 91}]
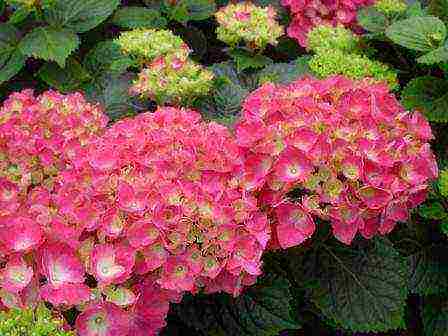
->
[
  {"left": 235, "top": 75, "right": 438, "bottom": 246},
  {"left": 281, "top": 0, "right": 374, "bottom": 47}
]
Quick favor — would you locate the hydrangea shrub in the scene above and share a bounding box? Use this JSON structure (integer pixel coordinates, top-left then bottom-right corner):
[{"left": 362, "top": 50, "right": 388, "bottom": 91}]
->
[{"left": 235, "top": 75, "right": 437, "bottom": 246}]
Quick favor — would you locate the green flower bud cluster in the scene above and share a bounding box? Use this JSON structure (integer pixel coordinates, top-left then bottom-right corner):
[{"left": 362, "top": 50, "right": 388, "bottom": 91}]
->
[
  {"left": 373, "top": 0, "right": 407, "bottom": 15},
  {"left": 116, "top": 29, "right": 190, "bottom": 63},
  {"left": 215, "top": 2, "right": 283, "bottom": 50},
  {"left": 6, "top": 0, "right": 37, "bottom": 7},
  {"left": 116, "top": 28, "right": 214, "bottom": 106},
  {"left": 130, "top": 54, "right": 214, "bottom": 105},
  {"left": 0, "top": 304, "right": 74, "bottom": 336},
  {"left": 307, "top": 25, "right": 398, "bottom": 89},
  {"left": 307, "top": 25, "right": 359, "bottom": 54}
]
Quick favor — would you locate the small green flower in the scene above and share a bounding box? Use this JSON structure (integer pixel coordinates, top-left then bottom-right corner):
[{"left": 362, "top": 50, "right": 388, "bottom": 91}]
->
[
  {"left": 115, "top": 29, "right": 190, "bottom": 62},
  {"left": 0, "top": 304, "right": 74, "bottom": 336},
  {"left": 374, "top": 0, "right": 407, "bottom": 15},
  {"left": 309, "top": 48, "right": 398, "bottom": 89},
  {"left": 307, "top": 25, "right": 359, "bottom": 54},
  {"left": 131, "top": 55, "right": 214, "bottom": 105},
  {"left": 215, "top": 2, "right": 283, "bottom": 50}
]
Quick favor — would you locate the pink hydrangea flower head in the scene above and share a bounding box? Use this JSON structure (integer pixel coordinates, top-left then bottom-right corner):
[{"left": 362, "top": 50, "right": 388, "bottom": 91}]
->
[
  {"left": 75, "top": 302, "right": 129, "bottom": 336},
  {"left": 236, "top": 76, "right": 438, "bottom": 245}
]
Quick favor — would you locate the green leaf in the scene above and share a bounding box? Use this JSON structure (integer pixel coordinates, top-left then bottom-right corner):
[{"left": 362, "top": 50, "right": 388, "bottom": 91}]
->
[
  {"left": 0, "top": 23, "right": 26, "bottom": 85},
  {"left": 7, "top": 6, "right": 32, "bottom": 24},
  {"left": 163, "top": 0, "right": 216, "bottom": 22},
  {"left": 418, "top": 202, "right": 448, "bottom": 220},
  {"left": 409, "top": 245, "right": 448, "bottom": 295},
  {"left": 401, "top": 76, "right": 448, "bottom": 122},
  {"left": 357, "top": 7, "right": 388, "bottom": 33},
  {"left": 175, "top": 274, "right": 300, "bottom": 336},
  {"left": 428, "top": 0, "right": 448, "bottom": 23},
  {"left": 83, "top": 40, "right": 133, "bottom": 77},
  {"left": 19, "top": 27, "right": 79, "bottom": 67},
  {"left": 37, "top": 57, "right": 91, "bottom": 92},
  {"left": 304, "top": 238, "right": 409, "bottom": 332},
  {"left": 111, "top": 6, "right": 167, "bottom": 29},
  {"left": 229, "top": 49, "right": 273, "bottom": 73},
  {"left": 386, "top": 16, "right": 446, "bottom": 51},
  {"left": 422, "top": 296, "right": 448, "bottom": 336},
  {"left": 84, "top": 73, "right": 135, "bottom": 122},
  {"left": 43, "top": 0, "right": 120, "bottom": 33},
  {"left": 256, "top": 57, "right": 311, "bottom": 85},
  {"left": 417, "top": 45, "right": 448, "bottom": 64}
]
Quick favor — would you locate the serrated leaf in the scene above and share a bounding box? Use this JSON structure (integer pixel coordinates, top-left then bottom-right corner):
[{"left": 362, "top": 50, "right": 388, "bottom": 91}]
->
[
  {"left": 163, "top": 0, "right": 216, "bottom": 22},
  {"left": 357, "top": 7, "right": 388, "bottom": 33},
  {"left": 401, "top": 76, "right": 448, "bottom": 122},
  {"left": 422, "top": 296, "right": 448, "bottom": 336},
  {"left": 7, "top": 5, "right": 32, "bottom": 24},
  {"left": 418, "top": 46, "right": 448, "bottom": 64},
  {"left": 386, "top": 16, "right": 446, "bottom": 51},
  {"left": 43, "top": 0, "right": 120, "bottom": 33},
  {"left": 230, "top": 49, "right": 273, "bottom": 73},
  {"left": 175, "top": 274, "right": 300, "bottom": 336},
  {"left": 304, "top": 238, "right": 409, "bottom": 332},
  {"left": 37, "top": 57, "right": 91, "bottom": 92},
  {"left": 111, "top": 7, "right": 167, "bottom": 29},
  {"left": 256, "top": 57, "right": 311, "bottom": 85},
  {"left": 0, "top": 23, "right": 25, "bottom": 84},
  {"left": 83, "top": 73, "right": 135, "bottom": 122},
  {"left": 19, "top": 27, "right": 79, "bottom": 67},
  {"left": 408, "top": 245, "right": 448, "bottom": 295},
  {"left": 83, "top": 40, "right": 133, "bottom": 77}
]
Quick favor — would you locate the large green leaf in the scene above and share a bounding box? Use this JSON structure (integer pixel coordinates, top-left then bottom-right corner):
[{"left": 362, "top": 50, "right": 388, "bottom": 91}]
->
[
  {"left": 422, "top": 296, "right": 448, "bottom": 336},
  {"left": 256, "top": 57, "right": 311, "bottom": 85},
  {"left": 386, "top": 16, "right": 446, "bottom": 51},
  {"left": 84, "top": 73, "right": 135, "bottom": 122},
  {"left": 37, "top": 57, "right": 91, "bottom": 92},
  {"left": 357, "top": 7, "right": 388, "bottom": 33},
  {"left": 174, "top": 274, "right": 300, "bottom": 336},
  {"left": 401, "top": 76, "right": 448, "bottom": 122},
  {"left": 111, "top": 7, "right": 167, "bottom": 29},
  {"left": 83, "top": 40, "right": 134, "bottom": 77},
  {"left": 229, "top": 49, "right": 273, "bottom": 73},
  {"left": 301, "top": 238, "right": 409, "bottom": 332},
  {"left": 408, "top": 245, "right": 448, "bottom": 295},
  {"left": 417, "top": 45, "right": 448, "bottom": 64},
  {"left": 0, "top": 23, "right": 26, "bottom": 84},
  {"left": 43, "top": 0, "right": 120, "bottom": 33},
  {"left": 19, "top": 27, "right": 79, "bottom": 67},
  {"left": 163, "top": 0, "right": 216, "bottom": 22}
]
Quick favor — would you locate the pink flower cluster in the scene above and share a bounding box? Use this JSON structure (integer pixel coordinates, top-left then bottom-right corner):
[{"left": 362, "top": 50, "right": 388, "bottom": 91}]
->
[
  {"left": 234, "top": 75, "right": 438, "bottom": 246},
  {"left": 281, "top": 0, "right": 374, "bottom": 47},
  {"left": 0, "top": 78, "right": 438, "bottom": 335},
  {"left": 0, "top": 89, "right": 108, "bottom": 214}
]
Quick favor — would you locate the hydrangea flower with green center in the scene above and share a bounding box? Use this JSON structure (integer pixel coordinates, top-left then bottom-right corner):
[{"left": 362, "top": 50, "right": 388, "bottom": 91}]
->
[
  {"left": 374, "top": 0, "right": 407, "bottom": 14},
  {"left": 215, "top": 2, "right": 284, "bottom": 50},
  {"left": 0, "top": 304, "right": 74, "bottom": 336},
  {"left": 130, "top": 55, "right": 214, "bottom": 105},
  {"left": 115, "top": 29, "right": 190, "bottom": 63}
]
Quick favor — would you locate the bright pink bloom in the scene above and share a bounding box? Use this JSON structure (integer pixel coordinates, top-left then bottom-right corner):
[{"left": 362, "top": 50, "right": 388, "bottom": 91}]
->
[
  {"left": 40, "top": 283, "right": 91, "bottom": 306},
  {"left": 0, "top": 217, "right": 43, "bottom": 253}
]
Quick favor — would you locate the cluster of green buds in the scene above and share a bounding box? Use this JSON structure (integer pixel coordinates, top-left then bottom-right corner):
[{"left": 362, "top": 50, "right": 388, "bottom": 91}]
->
[
  {"left": 130, "top": 54, "right": 214, "bottom": 105},
  {"left": 215, "top": 2, "right": 284, "bottom": 50},
  {"left": 0, "top": 304, "right": 74, "bottom": 336},
  {"left": 440, "top": 168, "right": 448, "bottom": 198},
  {"left": 116, "top": 28, "right": 214, "bottom": 106},
  {"left": 115, "top": 29, "right": 190, "bottom": 64},
  {"left": 307, "top": 25, "right": 398, "bottom": 89},
  {"left": 373, "top": 0, "right": 407, "bottom": 15},
  {"left": 5, "top": 0, "right": 37, "bottom": 8}
]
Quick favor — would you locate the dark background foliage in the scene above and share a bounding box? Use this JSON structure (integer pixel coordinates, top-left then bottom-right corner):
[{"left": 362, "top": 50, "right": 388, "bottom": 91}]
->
[{"left": 1, "top": 0, "right": 448, "bottom": 335}]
